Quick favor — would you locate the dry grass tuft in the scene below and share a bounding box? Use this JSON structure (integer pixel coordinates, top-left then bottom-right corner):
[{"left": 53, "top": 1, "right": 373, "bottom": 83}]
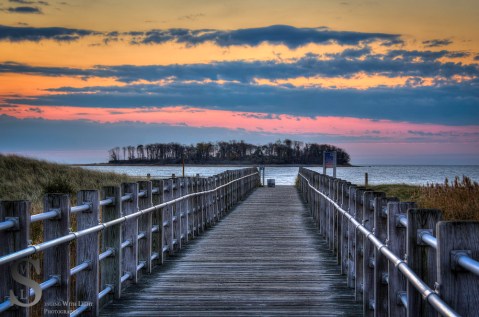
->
[
  {"left": 416, "top": 176, "right": 479, "bottom": 221},
  {"left": 0, "top": 154, "right": 140, "bottom": 215}
]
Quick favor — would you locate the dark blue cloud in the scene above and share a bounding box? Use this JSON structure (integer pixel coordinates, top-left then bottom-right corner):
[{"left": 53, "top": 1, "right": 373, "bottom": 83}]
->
[
  {"left": 474, "top": 54, "right": 479, "bottom": 61},
  {"left": 9, "top": 0, "right": 49, "bottom": 5},
  {"left": 422, "top": 39, "right": 453, "bottom": 48},
  {"left": 5, "top": 6, "right": 42, "bottom": 14},
  {"left": 130, "top": 25, "right": 403, "bottom": 48},
  {"left": 7, "top": 80, "right": 479, "bottom": 125},
  {"left": 1, "top": 50, "right": 477, "bottom": 83},
  {"left": 0, "top": 25, "right": 96, "bottom": 41}
]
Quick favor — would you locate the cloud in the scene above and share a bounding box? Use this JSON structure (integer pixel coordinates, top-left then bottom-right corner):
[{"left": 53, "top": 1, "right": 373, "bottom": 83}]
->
[
  {"left": 178, "top": 13, "right": 205, "bottom": 21},
  {"left": 0, "top": 24, "right": 403, "bottom": 48},
  {"left": 2, "top": 48, "right": 477, "bottom": 83},
  {"left": 0, "top": 114, "right": 302, "bottom": 153},
  {"left": 131, "top": 25, "right": 404, "bottom": 48},
  {"left": 0, "top": 25, "right": 96, "bottom": 42},
  {"left": 7, "top": 80, "right": 479, "bottom": 125},
  {"left": 475, "top": 54, "right": 479, "bottom": 61},
  {"left": 5, "top": 6, "right": 42, "bottom": 14},
  {"left": 422, "top": 39, "right": 453, "bottom": 48},
  {"left": 9, "top": 0, "right": 49, "bottom": 4}
]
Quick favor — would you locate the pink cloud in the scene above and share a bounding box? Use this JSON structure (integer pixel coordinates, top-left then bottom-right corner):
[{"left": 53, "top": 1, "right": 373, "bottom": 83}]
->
[{"left": 2, "top": 105, "right": 479, "bottom": 144}]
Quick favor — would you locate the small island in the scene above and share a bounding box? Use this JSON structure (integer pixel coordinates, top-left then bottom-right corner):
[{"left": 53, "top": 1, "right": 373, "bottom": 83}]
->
[{"left": 107, "top": 139, "right": 351, "bottom": 166}]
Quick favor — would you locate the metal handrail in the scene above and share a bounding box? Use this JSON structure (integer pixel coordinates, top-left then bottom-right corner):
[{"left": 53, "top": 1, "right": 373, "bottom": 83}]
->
[
  {"left": 298, "top": 172, "right": 460, "bottom": 317},
  {"left": 0, "top": 170, "right": 258, "bottom": 315},
  {"left": 0, "top": 172, "right": 258, "bottom": 266}
]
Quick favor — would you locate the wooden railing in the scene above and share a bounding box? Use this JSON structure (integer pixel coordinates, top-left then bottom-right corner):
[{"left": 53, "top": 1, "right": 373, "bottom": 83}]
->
[
  {"left": 298, "top": 167, "right": 479, "bottom": 317},
  {"left": 0, "top": 168, "right": 260, "bottom": 317}
]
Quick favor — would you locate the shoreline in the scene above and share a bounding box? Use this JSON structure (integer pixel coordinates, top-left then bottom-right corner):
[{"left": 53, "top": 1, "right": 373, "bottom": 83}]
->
[{"left": 72, "top": 163, "right": 356, "bottom": 168}]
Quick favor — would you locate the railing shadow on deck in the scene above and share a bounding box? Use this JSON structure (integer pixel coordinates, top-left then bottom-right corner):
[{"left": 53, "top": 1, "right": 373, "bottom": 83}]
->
[
  {"left": 298, "top": 167, "right": 479, "bottom": 317},
  {"left": 0, "top": 168, "right": 260, "bottom": 317}
]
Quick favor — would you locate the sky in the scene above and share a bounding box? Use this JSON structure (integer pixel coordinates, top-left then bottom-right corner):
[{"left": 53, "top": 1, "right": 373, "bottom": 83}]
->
[{"left": 0, "top": 0, "right": 478, "bottom": 164}]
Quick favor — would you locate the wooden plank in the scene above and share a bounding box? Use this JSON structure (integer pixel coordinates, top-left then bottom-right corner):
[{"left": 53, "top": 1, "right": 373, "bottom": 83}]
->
[
  {"left": 138, "top": 181, "right": 153, "bottom": 274},
  {"left": 354, "top": 187, "right": 366, "bottom": 302},
  {"left": 121, "top": 183, "right": 139, "bottom": 285},
  {"left": 374, "top": 195, "right": 398, "bottom": 317},
  {"left": 151, "top": 179, "right": 163, "bottom": 265},
  {"left": 340, "top": 181, "right": 350, "bottom": 275},
  {"left": 436, "top": 221, "right": 479, "bottom": 317},
  {"left": 101, "top": 186, "right": 122, "bottom": 304},
  {"left": 362, "top": 190, "right": 374, "bottom": 316},
  {"left": 387, "top": 201, "right": 415, "bottom": 317},
  {"left": 100, "top": 186, "right": 361, "bottom": 317},
  {"left": 407, "top": 208, "right": 442, "bottom": 317},
  {"left": 43, "top": 194, "right": 70, "bottom": 317},
  {"left": 0, "top": 200, "right": 31, "bottom": 317},
  {"left": 75, "top": 190, "right": 100, "bottom": 316},
  {"left": 347, "top": 185, "right": 357, "bottom": 289}
]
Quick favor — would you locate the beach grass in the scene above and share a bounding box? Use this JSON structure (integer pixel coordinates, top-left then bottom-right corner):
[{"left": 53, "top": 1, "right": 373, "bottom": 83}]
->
[
  {"left": 0, "top": 154, "right": 140, "bottom": 215},
  {"left": 368, "top": 178, "right": 479, "bottom": 220}
]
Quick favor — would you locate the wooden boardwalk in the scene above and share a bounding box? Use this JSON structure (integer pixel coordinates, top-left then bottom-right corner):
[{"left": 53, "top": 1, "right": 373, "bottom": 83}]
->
[{"left": 100, "top": 186, "right": 362, "bottom": 316}]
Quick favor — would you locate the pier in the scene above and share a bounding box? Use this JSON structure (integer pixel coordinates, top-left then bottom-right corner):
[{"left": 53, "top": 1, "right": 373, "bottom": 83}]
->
[{"left": 1, "top": 167, "right": 478, "bottom": 316}]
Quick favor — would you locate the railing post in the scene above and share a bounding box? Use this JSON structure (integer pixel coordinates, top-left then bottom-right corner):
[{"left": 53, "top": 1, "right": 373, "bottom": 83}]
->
[
  {"left": 340, "top": 182, "right": 350, "bottom": 275},
  {"left": 328, "top": 177, "right": 334, "bottom": 248},
  {"left": 75, "top": 190, "right": 100, "bottom": 316},
  {"left": 407, "top": 209, "right": 442, "bottom": 317},
  {"left": 199, "top": 177, "right": 206, "bottom": 232},
  {"left": 332, "top": 179, "right": 340, "bottom": 255},
  {"left": 347, "top": 185, "right": 357, "bottom": 289},
  {"left": 192, "top": 176, "right": 200, "bottom": 236},
  {"left": 138, "top": 181, "right": 153, "bottom": 274},
  {"left": 374, "top": 195, "right": 398, "bottom": 317},
  {"left": 43, "top": 194, "right": 70, "bottom": 317},
  {"left": 354, "top": 187, "right": 366, "bottom": 302},
  {"left": 436, "top": 221, "right": 479, "bottom": 317},
  {"left": 151, "top": 180, "right": 164, "bottom": 265},
  {"left": 179, "top": 178, "right": 187, "bottom": 244},
  {"left": 219, "top": 173, "right": 225, "bottom": 217},
  {"left": 0, "top": 200, "right": 31, "bottom": 317},
  {"left": 187, "top": 177, "right": 194, "bottom": 239},
  {"left": 121, "top": 183, "right": 139, "bottom": 285},
  {"left": 163, "top": 179, "right": 174, "bottom": 256},
  {"left": 207, "top": 177, "right": 213, "bottom": 225},
  {"left": 362, "top": 190, "right": 375, "bottom": 316},
  {"left": 100, "top": 185, "right": 122, "bottom": 305},
  {"left": 172, "top": 177, "right": 181, "bottom": 250},
  {"left": 319, "top": 175, "right": 327, "bottom": 236},
  {"left": 387, "top": 201, "right": 415, "bottom": 317}
]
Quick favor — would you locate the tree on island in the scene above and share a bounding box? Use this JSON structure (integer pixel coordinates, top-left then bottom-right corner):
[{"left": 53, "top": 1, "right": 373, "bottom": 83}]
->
[{"left": 108, "top": 139, "right": 351, "bottom": 165}]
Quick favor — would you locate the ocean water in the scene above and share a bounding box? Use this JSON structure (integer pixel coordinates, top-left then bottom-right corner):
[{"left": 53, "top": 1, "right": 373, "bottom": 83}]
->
[{"left": 82, "top": 165, "right": 479, "bottom": 186}]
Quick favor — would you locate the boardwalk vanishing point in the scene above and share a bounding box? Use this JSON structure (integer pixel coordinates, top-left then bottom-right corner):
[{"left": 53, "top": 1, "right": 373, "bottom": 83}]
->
[{"left": 100, "top": 186, "right": 362, "bottom": 316}]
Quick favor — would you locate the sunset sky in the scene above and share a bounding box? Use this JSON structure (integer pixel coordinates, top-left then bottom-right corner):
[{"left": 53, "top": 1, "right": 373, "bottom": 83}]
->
[{"left": 1, "top": 0, "right": 478, "bottom": 164}]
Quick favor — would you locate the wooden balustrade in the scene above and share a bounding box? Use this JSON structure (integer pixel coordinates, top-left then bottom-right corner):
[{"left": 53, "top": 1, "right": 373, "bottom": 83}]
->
[
  {"left": 298, "top": 167, "right": 479, "bottom": 317},
  {"left": 0, "top": 168, "right": 260, "bottom": 317}
]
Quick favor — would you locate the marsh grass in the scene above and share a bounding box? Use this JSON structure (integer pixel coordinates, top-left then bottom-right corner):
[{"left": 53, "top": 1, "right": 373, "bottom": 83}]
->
[
  {"left": 0, "top": 155, "right": 144, "bottom": 316},
  {"left": 368, "top": 177, "right": 479, "bottom": 220},
  {"left": 416, "top": 176, "right": 479, "bottom": 220},
  {"left": 0, "top": 154, "right": 139, "bottom": 215},
  {"left": 367, "top": 184, "right": 420, "bottom": 202}
]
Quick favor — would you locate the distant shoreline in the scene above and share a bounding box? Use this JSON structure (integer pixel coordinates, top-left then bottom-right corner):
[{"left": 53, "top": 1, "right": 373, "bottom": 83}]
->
[{"left": 73, "top": 163, "right": 356, "bottom": 168}]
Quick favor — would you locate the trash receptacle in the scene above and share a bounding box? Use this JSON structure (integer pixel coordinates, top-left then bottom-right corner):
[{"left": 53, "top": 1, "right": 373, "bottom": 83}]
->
[{"left": 267, "top": 179, "right": 275, "bottom": 187}]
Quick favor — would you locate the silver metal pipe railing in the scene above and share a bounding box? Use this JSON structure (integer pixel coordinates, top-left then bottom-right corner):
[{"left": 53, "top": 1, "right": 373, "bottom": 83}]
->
[
  {"left": 0, "top": 172, "right": 258, "bottom": 266},
  {"left": 0, "top": 170, "right": 258, "bottom": 315},
  {"left": 298, "top": 173, "right": 460, "bottom": 317}
]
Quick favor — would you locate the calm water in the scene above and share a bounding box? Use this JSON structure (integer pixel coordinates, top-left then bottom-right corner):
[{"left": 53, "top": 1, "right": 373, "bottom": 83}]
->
[{"left": 82, "top": 165, "right": 479, "bottom": 186}]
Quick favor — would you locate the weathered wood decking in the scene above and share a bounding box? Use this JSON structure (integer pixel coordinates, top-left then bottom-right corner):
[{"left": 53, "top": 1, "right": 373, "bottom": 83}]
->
[{"left": 100, "top": 186, "right": 362, "bottom": 316}]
